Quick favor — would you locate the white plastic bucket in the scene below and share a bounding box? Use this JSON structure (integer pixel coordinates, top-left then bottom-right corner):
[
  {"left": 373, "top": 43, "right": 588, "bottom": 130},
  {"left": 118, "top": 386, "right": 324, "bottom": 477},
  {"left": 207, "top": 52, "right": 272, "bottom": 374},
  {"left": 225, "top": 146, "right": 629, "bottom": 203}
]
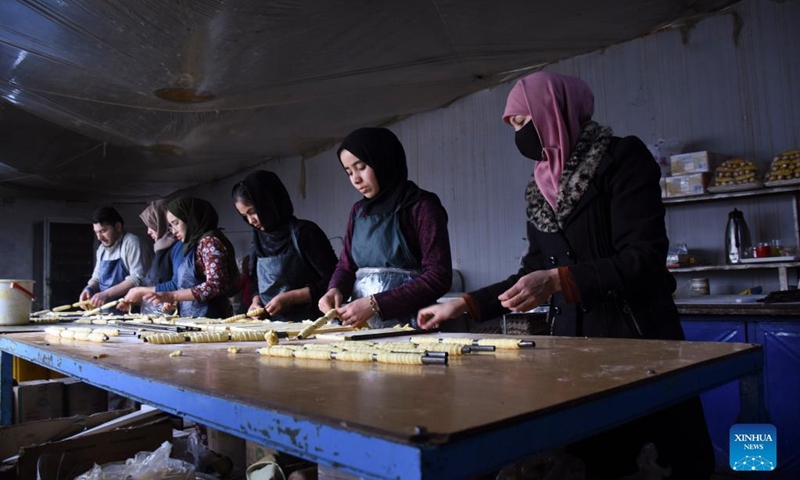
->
[{"left": 0, "top": 279, "right": 36, "bottom": 326}]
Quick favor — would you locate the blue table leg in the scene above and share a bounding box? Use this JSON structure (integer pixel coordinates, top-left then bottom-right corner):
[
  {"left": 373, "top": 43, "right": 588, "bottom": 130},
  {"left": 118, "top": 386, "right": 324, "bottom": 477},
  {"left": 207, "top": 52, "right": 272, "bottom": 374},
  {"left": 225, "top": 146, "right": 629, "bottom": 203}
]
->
[{"left": 1, "top": 351, "right": 13, "bottom": 425}]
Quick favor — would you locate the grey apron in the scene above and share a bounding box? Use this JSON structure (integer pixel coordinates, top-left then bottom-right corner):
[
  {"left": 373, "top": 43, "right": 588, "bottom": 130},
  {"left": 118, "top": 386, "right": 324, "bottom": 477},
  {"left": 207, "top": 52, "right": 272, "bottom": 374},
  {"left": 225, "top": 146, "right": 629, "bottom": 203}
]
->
[
  {"left": 175, "top": 247, "right": 230, "bottom": 318},
  {"left": 350, "top": 205, "right": 420, "bottom": 329},
  {"left": 256, "top": 220, "right": 321, "bottom": 322}
]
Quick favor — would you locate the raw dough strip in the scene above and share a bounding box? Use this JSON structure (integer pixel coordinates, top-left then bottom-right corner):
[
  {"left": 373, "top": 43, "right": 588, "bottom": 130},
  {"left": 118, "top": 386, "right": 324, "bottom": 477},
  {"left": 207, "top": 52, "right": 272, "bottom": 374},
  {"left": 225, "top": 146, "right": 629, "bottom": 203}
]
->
[
  {"left": 44, "top": 326, "right": 65, "bottom": 336},
  {"left": 257, "top": 345, "right": 300, "bottom": 357},
  {"left": 221, "top": 307, "right": 266, "bottom": 323},
  {"left": 414, "top": 337, "right": 533, "bottom": 349},
  {"left": 230, "top": 330, "right": 271, "bottom": 342},
  {"left": 30, "top": 317, "right": 60, "bottom": 324},
  {"left": 143, "top": 333, "right": 186, "bottom": 344},
  {"left": 88, "top": 332, "right": 109, "bottom": 343},
  {"left": 293, "top": 349, "right": 336, "bottom": 361},
  {"left": 186, "top": 332, "right": 229, "bottom": 343},
  {"left": 258, "top": 345, "right": 443, "bottom": 365},
  {"left": 95, "top": 328, "right": 120, "bottom": 337},
  {"left": 296, "top": 309, "right": 338, "bottom": 340},
  {"left": 52, "top": 300, "right": 90, "bottom": 312},
  {"left": 83, "top": 299, "right": 121, "bottom": 316},
  {"left": 476, "top": 338, "right": 534, "bottom": 349}
]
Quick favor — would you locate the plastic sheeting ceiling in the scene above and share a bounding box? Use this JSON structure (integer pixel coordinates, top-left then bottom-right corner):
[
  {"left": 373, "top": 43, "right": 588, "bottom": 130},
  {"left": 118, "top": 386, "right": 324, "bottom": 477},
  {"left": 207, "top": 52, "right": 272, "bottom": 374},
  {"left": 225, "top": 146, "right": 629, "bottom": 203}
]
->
[{"left": 0, "top": 0, "right": 736, "bottom": 202}]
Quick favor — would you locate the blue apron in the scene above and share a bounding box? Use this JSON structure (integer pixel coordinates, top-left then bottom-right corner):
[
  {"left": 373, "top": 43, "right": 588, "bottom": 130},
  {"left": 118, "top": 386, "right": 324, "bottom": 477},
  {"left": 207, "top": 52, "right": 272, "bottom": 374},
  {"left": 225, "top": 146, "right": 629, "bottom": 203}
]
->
[
  {"left": 175, "top": 246, "right": 231, "bottom": 318},
  {"left": 98, "top": 257, "right": 128, "bottom": 315},
  {"left": 350, "top": 205, "right": 420, "bottom": 328},
  {"left": 256, "top": 220, "right": 320, "bottom": 322}
]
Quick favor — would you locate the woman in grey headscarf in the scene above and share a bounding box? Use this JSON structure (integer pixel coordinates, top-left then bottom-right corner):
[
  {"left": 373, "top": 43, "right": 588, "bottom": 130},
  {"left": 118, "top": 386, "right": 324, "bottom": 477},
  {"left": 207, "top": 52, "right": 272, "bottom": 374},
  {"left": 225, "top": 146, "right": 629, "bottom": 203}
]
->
[{"left": 121, "top": 199, "right": 183, "bottom": 313}]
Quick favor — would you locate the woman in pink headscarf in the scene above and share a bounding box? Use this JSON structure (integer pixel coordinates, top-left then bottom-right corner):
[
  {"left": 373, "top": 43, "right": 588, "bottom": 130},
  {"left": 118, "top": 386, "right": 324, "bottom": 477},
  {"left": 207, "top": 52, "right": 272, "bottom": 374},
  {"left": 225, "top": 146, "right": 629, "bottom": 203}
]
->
[{"left": 418, "top": 71, "right": 714, "bottom": 479}]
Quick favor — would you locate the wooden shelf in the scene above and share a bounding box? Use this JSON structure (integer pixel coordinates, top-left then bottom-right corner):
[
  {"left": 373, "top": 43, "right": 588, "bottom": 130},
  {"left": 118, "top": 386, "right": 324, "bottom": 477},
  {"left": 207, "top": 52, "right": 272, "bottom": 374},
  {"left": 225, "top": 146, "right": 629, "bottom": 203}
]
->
[
  {"left": 663, "top": 184, "right": 800, "bottom": 205},
  {"left": 669, "top": 261, "right": 800, "bottom": 273}
]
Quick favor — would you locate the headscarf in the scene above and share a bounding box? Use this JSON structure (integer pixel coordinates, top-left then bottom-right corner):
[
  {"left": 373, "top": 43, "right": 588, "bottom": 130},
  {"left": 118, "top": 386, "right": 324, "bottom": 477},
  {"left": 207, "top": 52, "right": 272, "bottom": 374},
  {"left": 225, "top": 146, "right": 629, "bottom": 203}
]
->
[
  {"left": 503, "top": 71, "right": 595, "bottom": 209},
  {"left": 233, "top": 170, "right": 296, "bottom": 257},
  {"left": 337, "top": 127, "right": 428, "bottom": 215},
  {"left": 139, "top": 199, "right": 177, "bottom": 252},
  {"left": 166, "top": 197, "right": 239, "bottom": 287}
]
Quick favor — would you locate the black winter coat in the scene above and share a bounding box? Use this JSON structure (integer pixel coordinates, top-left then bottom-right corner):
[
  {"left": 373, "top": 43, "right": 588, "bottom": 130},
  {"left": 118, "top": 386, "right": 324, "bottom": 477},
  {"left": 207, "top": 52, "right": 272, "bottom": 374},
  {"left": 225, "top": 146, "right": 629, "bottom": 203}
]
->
[
  {"left": 470, "top": 135, "right": 714, "bottom": 479},
  {"left": 471, "top": 136, "right": 683, "bottom": 341}
]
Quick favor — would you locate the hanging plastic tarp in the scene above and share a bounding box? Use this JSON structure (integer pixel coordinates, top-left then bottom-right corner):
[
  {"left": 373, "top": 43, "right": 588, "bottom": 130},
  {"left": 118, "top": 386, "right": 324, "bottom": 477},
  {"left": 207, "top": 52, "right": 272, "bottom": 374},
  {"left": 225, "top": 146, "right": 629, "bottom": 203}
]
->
[{"left": 0, "top": 0, "right": 736, "bottom": 201}]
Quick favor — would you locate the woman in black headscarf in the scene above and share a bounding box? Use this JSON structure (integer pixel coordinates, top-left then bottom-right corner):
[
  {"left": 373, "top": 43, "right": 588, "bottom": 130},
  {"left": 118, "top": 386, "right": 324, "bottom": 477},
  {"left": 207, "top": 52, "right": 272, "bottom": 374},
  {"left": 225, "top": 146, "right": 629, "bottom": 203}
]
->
[
  {"left": 319, "top": 127, "right": 453, "bottom": 328},
  {"left": 232, "top": 170, "right": 337, "bottom": 321},
  {"left": 143, "top": 197, "right": 239, "bottom": 318}
]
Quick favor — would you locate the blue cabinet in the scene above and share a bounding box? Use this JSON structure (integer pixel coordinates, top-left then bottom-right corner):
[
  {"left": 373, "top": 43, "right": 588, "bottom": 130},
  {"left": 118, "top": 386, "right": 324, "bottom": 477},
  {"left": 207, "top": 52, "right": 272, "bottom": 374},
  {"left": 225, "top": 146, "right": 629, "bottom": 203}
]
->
[
  {"left": 682, "top": 317, "right": 800, "bottom": 479},
  {"left": 752, "top": 322, "right": 800, "bottom": 478}
]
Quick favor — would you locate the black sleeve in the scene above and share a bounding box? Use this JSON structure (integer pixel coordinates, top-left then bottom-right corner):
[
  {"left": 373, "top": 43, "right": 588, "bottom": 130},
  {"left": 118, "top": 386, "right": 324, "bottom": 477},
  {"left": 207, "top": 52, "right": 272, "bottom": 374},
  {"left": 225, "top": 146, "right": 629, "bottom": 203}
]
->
[
  {"left": 569, "top": 136, "right": 669, "bottom": 307},
  {"left": 295, "top": 221, "right": 339, "bottom": 302},
  {"left": 468, "top": 222, "right": 547, "bottom": 321}
]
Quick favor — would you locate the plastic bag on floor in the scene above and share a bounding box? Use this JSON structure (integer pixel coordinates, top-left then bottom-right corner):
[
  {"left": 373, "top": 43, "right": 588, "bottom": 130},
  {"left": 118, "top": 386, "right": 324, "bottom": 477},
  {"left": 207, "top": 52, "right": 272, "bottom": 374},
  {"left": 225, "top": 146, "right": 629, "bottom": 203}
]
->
[{"left": 75, "top": 441, "right": 196, "bottom": 480}]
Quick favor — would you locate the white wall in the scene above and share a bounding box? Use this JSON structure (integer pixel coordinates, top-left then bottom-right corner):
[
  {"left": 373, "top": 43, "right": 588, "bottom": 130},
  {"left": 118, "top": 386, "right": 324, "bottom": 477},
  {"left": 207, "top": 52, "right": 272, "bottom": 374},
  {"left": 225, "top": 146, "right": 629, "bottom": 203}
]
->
[{"left": 178, "top": 0, "right": 799, "bottom": 295}]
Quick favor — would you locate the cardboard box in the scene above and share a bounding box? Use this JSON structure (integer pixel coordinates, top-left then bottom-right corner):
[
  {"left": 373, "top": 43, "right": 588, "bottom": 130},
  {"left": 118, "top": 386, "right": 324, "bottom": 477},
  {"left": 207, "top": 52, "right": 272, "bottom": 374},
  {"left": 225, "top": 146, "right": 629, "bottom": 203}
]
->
[
  {"left": 665, "top": 173, "right": 710, "bottom": 197},
  {"left": 17, "top": 419, "right": 171, "bottom": 479},
  {"left": 207, "top": 427, "right": 246, "bottom": 471},
  {"left": 245, "top": 440, "right": 277, "bottom": 467},
  {"left": 55, "top": 378, "right": 109, "bottom": 416},
  {"left": 670, "top": 151, "right": 724, "bottom": 175},
  {"left": 13, "top": 379, "right": 64, "bottom": 424},
  {"left": 0, "top": 409, "right": 133, "bottom": 460}
]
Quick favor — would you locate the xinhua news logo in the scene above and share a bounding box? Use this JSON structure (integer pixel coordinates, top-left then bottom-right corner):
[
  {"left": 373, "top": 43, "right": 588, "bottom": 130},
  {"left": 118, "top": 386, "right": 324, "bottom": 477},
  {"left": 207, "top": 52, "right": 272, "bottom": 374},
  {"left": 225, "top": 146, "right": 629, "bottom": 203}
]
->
[{"left": 730, "top": 424, "right": 777, "bottom": 472}]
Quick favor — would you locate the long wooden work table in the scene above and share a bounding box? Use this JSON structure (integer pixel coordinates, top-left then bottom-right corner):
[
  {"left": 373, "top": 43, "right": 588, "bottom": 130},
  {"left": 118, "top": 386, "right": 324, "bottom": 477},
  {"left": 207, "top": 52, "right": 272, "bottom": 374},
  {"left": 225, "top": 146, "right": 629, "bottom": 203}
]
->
[{"left": 0, "top": 331, "right": 764, "bottom": 479}]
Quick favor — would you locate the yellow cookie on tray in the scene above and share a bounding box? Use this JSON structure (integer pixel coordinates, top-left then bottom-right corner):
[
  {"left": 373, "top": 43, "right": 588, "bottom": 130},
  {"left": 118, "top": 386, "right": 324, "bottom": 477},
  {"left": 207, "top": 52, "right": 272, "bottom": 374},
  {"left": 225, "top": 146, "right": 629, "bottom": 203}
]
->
[
  {"left": 712, "top": 157, "right": 758, "bottom": 187},
  {"left": 766, "top": 150, "right": 800, "bottom": 183}
]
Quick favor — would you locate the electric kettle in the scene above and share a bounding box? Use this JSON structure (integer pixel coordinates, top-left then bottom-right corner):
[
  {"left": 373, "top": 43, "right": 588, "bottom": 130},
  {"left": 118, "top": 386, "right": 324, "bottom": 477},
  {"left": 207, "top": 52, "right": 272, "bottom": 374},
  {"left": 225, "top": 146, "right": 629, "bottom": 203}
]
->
[{"left": 725, "top": 208, "right": 751, "bottom": 264}]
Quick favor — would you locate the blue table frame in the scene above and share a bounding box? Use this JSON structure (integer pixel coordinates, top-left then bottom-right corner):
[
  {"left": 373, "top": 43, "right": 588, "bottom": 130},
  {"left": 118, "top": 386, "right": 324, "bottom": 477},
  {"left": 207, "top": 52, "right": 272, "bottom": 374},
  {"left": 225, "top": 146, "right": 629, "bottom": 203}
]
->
[{"left": 0, "top": 333, "right": 765, "bottom": 480}]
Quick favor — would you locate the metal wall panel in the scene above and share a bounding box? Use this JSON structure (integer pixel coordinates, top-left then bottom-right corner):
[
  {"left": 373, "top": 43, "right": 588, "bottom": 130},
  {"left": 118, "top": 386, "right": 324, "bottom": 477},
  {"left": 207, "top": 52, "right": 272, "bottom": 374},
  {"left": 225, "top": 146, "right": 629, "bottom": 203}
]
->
[{"left": 192, "top": 0, "right": 799, "bottom": 294}]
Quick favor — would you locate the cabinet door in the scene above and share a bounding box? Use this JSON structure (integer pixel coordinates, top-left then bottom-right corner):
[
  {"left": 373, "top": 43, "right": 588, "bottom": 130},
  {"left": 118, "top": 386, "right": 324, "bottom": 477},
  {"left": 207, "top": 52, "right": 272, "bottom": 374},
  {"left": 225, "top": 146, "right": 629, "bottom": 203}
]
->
[
  {"left": 752, "top": 322, "right": 800, "bottom": 479},
  {"left": 681, "top": 319, "right": 746, "bottom": 471}
]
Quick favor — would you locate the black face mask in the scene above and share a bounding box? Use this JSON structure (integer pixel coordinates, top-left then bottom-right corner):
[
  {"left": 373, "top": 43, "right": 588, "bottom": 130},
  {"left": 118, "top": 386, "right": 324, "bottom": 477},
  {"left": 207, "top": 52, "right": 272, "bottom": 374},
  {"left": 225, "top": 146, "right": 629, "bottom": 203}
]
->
[{"left": 515, "top": 121, "right": 543, "bottom": 161}]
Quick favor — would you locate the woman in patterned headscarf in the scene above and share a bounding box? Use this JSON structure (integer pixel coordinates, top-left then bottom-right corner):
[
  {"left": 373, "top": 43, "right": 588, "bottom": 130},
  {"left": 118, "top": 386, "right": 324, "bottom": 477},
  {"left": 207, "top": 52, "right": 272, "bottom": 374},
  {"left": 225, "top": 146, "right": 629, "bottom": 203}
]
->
[
  {"left": 232, "top": 170, "right": 337, "bottom": 321},
  {"left": 418, "top": 71, "right": 713, "bottom": 479},
  {"left": 318, "top": 127, "right": 453, "bottom": 329},
  {"left": 143, "top": 197, "right": 239, "bottom": 318}
]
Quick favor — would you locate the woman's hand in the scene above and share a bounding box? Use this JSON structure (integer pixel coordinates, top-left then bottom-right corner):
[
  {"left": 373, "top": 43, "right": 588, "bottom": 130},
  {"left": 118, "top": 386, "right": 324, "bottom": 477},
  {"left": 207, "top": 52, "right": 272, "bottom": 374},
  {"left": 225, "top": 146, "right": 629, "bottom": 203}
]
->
[
  {"left": 246, "top": 298, "right": 265, "bottom": 317},
  {"left": 78, "top": 289, "right": 92, "bottom": 309},
  {"left": 336, "top": 297, "right": 373, "bottom": 328},
  {"left": 123, "top": 287, "right": 152, "bottom": 305},
  {"left": 417, "top": 298, "right": 467, "bottom": 330},
  {"left": 143, "top": 291, "right": 177, "bottom": 306},
  {"left": 318, "top": 288, "right": 343, "bottom": 314},
  {"left": 88, "top": 291, "right": 111, "bottom": 308},
  {"left": 498, "top": 269, "right": 560, "bottom": 312},
  {"left": 265, "top": 292, "right": 293, "bottom": 317}
]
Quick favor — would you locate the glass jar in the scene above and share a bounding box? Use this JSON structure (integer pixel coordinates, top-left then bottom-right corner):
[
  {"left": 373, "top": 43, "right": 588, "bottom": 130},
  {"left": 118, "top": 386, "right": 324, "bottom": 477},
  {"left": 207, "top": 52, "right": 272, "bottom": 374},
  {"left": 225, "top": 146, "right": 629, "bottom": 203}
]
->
[{"left": 755, "top": 242, "right": 772, "bottom": 258}]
